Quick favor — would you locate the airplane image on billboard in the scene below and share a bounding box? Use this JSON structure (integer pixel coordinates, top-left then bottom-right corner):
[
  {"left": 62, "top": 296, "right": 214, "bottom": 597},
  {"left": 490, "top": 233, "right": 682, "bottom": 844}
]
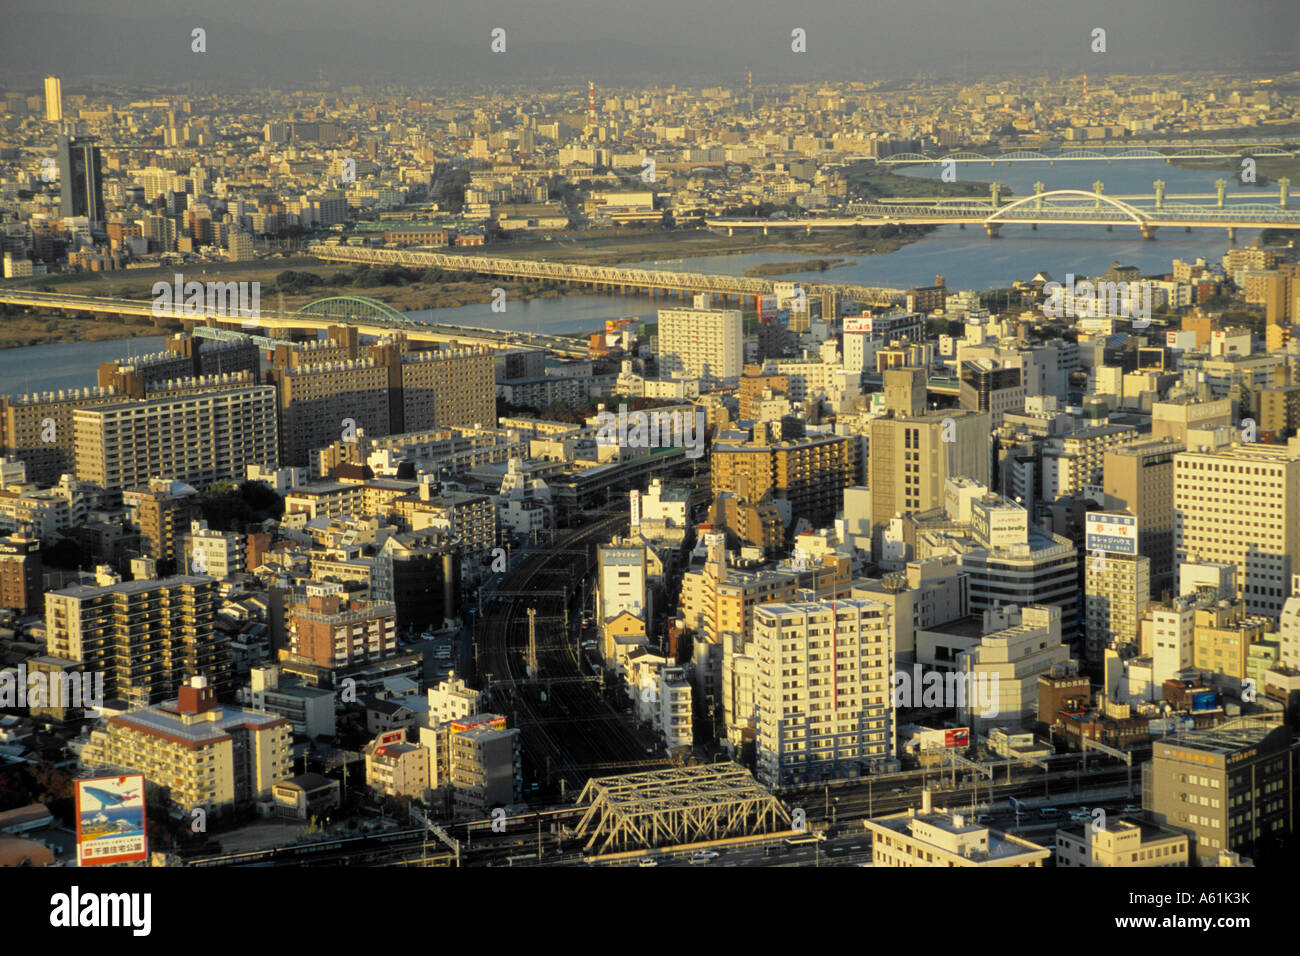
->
[{"left": 75, "top": 775, "right": 148, "bottom": 866}]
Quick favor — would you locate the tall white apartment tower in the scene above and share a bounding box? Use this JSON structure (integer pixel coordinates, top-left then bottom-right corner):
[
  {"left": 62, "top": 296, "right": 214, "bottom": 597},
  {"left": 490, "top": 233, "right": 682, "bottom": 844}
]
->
[
  {"left": 657, "top": 307, "right": 743, "bottom": 386},
  {"left": 44, "top": 76, "right": 62, "bottom": 123},
  {"left": 753, "top": 598, "right": 894, "bottom": 787},
  {"left": 1173, "top": 442, "right": 1300, "bottom": 618}
]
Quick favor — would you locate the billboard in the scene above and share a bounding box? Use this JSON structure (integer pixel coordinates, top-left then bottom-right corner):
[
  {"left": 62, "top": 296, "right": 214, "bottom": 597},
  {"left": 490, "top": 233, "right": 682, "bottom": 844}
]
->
[
  {"left": 376, "top": 730, "right": 405, "bottom": 747},
  {"left": 1192, "top": 690, "right": 1220, "bottom": 712},
  {"left": 970, "top": 498, "right": 1028, "bottom": 549},
  {"left": 944, "top": 727, "right": 970, "bottom": 748},
  {"left": 1086, "top": 512, "right": 1137, "bottom": 555},
  {"left": 757, "top": 295, "right": 777, "bottom": 321},
  {"left": 451, "top": 714, "right": 507, "bottom": 734},
  {"left": 75, "top": 775, "right": 148, "bottom": 866}
]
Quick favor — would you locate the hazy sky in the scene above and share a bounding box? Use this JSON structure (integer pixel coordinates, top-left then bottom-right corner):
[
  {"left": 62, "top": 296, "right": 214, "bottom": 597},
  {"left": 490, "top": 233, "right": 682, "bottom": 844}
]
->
[{"left": 3, "top": 0, "right": 1298, "bottom": 88}]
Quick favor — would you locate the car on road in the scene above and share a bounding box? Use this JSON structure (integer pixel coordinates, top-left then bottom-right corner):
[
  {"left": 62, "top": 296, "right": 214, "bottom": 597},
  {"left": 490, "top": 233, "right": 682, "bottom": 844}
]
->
[
  {"left": 1122, "top": 804, "right": 1142, "bottom": 814},
  {"left": 690, "top": 850, "right": 720, "bottom": 864},
  {"left": 1037, "top": 807, "right": 1062, "bottom": 819},
  {"left": 973, "top": 814, "right": 992, "bottom": 824},
  {"left": 638, "top": 858, "right": 658, "bottom": 867}
]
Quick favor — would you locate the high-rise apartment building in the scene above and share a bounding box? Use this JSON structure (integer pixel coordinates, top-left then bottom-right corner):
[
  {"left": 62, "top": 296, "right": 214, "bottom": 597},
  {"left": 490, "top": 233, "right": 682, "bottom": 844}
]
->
[
  {"left": 1042, "top": 424, "right": 1137, "bottom": 501},
  {"left": 658, "top": 307, "right": 743, "bottom": 385},
  {"left": 275, "top": 358, "right": 393, "bottom": 467},
  {"left": 123, "top": 479, "right": 201, "bottom": 562},
  {"left": 73, "top": 384, "right": 279, "bottom": 493},
  {"left": 45, "top": 575, "right": 229, "bottom": 706},
  {"left": 273, "top": 347, "right": 494, "bottom": 466},
  {"left": 400, "top": 349, "right": 496, "bottom": 432},
  {"left": 1173, "top": 443, "right": 1300, "bottom": 618},
  {"left": 43, "top": 76, "right": 62, "bottom": 123},
  {"left": 753, "top": 598, "right": 894, "bottom": 787},
  {"left": 1, "top": 386, "right": 125, "bottom": 486},
  {"left": 711, "top": 426, "right": 852, "bottom": 530}
]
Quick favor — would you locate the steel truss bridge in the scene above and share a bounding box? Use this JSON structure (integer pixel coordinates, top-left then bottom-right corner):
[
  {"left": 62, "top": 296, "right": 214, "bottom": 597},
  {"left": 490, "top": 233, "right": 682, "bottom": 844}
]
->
[
  {"left": 573, "top": 764, "right": 792, "bottom": 854},
  {"left": 871, "top": 143, "right": 1298, "bottom": 165},
  {"left": 307, "top": 242, "right": 906, "bottom": 309},
  {"left": 0, "top": 288, "right": 586, "bottom": 356},
  {"left": 707, "top": 188, "right": 1300, "bottom": 240}
]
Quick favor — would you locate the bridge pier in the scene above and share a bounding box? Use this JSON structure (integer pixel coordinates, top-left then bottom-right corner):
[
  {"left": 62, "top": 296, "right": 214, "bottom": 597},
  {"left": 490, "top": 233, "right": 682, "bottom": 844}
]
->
[
  {"left": 762, "top": 227, "right": 769, "bottom": 236},
  {"left": 1140, "top": 226, "right": 1159, "bottom": 240},
  {"left": 727, "top": 227, "right": 734, "bottom": 237},
  {"left": 983, "top": 224, "right": 1001, "bottom": 238},
  {"left": 1226, "top": 227, "right": 1237, "bottom": 244}
]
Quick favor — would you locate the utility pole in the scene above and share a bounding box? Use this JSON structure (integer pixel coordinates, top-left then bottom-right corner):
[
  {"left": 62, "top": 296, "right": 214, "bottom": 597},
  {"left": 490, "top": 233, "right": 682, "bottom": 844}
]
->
[{"left": 526, "top": 607, "right": 539, "bottom": 680}]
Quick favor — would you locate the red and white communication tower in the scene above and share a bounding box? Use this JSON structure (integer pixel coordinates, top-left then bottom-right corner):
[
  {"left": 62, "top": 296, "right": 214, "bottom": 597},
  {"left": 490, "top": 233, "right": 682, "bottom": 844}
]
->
[{"left": 588, "top": 78, "right": 597, "bottom": 126}]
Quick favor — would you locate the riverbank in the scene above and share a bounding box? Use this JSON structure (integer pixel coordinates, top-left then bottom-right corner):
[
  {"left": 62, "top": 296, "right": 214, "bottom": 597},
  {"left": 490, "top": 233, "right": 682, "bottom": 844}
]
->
[{"left": 0, "top": 311, "right": 181, "bottom": 350}]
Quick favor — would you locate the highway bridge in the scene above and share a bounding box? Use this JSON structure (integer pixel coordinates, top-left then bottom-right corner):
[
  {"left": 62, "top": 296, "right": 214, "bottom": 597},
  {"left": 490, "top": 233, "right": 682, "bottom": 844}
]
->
[
  {"left": 707, "top": 187, "right": 1300, "bottom": 240},
  {"left": 0, "top": 288, "right": 588, "bottom": 357},
  {"left": 306, "top": 242, "right": 907, "bottom": 309}
]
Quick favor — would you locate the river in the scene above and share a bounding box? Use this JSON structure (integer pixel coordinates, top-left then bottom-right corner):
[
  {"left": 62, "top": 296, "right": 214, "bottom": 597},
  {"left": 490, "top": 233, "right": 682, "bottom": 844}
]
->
[{"left": 0, "top": 160, "right": 1282, "bottom": 395}]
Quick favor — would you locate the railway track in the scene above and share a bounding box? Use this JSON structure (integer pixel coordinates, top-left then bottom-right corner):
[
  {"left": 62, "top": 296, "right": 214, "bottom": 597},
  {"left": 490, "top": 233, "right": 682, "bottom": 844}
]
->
[{"left": 478, "top": 513, "right": 656, "bottom": 791}]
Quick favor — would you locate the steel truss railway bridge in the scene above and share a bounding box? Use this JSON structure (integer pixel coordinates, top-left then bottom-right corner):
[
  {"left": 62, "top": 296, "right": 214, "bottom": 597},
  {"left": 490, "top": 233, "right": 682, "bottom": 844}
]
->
[
  {"left": 573, "top": 765, "right": 791, "bottom": 854},
  {"left": 707, "top": 187, "right": 1300, "bottom": 241},
  {"left": 306, "top": 242, "right": 906, "bottom": 309}
]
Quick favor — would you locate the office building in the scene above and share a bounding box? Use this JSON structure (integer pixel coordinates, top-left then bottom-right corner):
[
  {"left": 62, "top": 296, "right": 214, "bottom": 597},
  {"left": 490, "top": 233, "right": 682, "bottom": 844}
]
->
[
  {"left": 450, "top": 722, "right": 522, "bottom": 815},
  {"left": 182, "top": 520, "right": 245, "bottom": 579},
  {"left": 80, "top": 677, "right": 292, "bottom": 815},
  {"left": 867, "top": 410, "right": 991, "bottom": 553},
  {"left": 43, "top": 76, "right": 61, "bottom": 123},
  {"left": 0, "top": 533, "right": 42, "bottom": 614},
  {"left": 753, "top": 599, "right": 894, "bottom": 787},
  {"left": 1173, "top": 443, "right": 1300, "bottom": 618},
  {"left": 1085, "top": 551, "right": 1150, "bottom": 661},
  {"left": 57, "top": 135, "right": 104, "bottom": 226},
  {"left": 1145, "top": 717, "right": 1299, "bottom": 862},
  {"left": 245, "top": 664, "right": 336, "bottom": 739},
  {"left": 866, "top": 793, "right": 1050, "bottom": 867},
  {"left": 1103, "top": 439, "right": 1183, "bottom": 597},
  {"left": 1055, "top": 819, "right": 1190, "bottom": 867}
]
